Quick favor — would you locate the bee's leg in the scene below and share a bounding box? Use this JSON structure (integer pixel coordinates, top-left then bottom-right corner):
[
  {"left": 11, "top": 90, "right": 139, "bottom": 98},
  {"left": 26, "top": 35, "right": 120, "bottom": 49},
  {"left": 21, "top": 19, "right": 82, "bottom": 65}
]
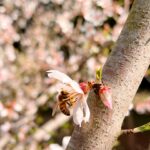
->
[
  {"left": 70, "top": 98, "right": 78, "bottom": 108},
  {"left": 52, "top": 102, "right": 59, "bottom": 116},
  {"left": 66, "top": 98, "right": 77, "bottom": 107}
]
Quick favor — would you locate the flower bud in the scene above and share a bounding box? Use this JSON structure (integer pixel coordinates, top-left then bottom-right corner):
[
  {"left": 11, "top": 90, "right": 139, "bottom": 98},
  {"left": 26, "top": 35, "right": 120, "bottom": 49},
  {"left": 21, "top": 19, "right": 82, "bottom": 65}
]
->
[
  {"left": 99, "top": 85, "right": 112, "bottom": 109},
  {"left": 79, "top": 82, "right": 89, "bottom": 94}
]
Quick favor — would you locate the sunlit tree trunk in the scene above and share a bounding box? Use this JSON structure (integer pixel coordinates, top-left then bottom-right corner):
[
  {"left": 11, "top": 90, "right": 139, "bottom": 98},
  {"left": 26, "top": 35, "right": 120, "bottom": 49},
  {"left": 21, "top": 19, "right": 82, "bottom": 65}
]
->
[{"left": 67, "top": 0, "right": 150, "bottom": 149}]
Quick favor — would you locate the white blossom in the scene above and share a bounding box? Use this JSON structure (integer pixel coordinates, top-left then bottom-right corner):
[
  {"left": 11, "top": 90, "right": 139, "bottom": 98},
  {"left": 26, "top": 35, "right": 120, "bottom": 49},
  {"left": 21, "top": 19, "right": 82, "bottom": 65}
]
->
[{"left": 47, "top": 70, "right": 90, "bottom": 127}]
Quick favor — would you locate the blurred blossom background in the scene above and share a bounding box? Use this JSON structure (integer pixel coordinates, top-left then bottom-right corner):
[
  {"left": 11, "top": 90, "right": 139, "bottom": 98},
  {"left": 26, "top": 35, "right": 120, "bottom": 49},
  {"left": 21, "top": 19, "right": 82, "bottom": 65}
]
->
[{"left": 0, "top": 0, "right": 150, "bottom": 150}]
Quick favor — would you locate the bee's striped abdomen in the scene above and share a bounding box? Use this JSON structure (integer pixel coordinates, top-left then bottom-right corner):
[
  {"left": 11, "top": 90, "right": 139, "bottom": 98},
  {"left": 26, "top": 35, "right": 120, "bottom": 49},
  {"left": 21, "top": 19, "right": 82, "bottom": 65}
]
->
[
  {"left": 58, "top": 91, "right": 77, "bottom": 116},
  {"left": 59, "top": 101, "right": 70, "bottom": 116}
]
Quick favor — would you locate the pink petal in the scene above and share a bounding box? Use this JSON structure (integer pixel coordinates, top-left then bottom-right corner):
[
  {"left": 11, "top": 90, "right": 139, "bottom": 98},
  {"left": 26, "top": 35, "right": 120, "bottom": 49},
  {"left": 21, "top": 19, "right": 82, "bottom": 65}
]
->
[
  {"left": 79, "top": 82, "right": 89, "bottom": 94},
  {"left": 100, "top": 92, "right": 112, "bottom": 109}
]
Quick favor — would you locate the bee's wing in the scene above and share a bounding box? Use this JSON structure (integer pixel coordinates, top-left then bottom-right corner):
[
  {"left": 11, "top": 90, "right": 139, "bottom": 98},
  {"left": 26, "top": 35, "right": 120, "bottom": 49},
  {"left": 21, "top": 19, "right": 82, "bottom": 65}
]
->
[{"left": 52, "top": 102, "right": 59, "bottom": 116}]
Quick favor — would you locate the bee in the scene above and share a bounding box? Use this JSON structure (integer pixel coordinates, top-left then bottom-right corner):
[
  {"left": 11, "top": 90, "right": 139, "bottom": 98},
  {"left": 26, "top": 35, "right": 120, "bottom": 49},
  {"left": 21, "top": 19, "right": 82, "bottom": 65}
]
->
[
  {"left": 52, "top": 81, "right": 95, "bottom": 116},
  {"left": 52, "top": 91, "right": 77, "bottom": 116}
]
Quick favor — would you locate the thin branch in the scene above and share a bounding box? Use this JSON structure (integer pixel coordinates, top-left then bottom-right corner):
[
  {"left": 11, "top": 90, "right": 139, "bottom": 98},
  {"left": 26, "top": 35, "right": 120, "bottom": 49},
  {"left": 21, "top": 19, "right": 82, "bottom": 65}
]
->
[{"left": 121, "top": 122, "right": 150, "bottom": 134}]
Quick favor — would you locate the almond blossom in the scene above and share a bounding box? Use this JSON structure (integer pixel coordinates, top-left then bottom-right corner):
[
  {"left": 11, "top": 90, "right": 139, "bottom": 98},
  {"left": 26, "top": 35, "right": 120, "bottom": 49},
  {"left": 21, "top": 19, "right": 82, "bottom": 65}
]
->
[{"left": 47, "top": 70, "right": 90, "bottom": 127}]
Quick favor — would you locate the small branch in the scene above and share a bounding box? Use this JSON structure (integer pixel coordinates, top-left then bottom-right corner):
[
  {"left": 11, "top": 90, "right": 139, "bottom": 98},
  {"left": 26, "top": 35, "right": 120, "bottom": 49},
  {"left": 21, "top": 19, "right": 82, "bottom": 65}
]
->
[
  {"left": 121, "top": 129, "right": 135, "bottom": 134},
  {"left": 121, "top": 122, "right": 150, "bottom": 134}
]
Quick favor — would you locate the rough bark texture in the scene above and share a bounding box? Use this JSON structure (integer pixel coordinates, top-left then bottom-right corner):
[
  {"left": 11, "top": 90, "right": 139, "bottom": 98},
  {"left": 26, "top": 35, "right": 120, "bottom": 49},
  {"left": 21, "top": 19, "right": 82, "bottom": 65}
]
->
[{"left": 67, "top": 0, "right": 150, "bottom": 150}]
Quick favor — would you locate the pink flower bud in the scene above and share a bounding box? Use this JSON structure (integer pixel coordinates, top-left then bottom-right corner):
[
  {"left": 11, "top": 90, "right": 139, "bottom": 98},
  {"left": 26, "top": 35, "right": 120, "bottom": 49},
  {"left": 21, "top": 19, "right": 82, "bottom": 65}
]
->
[
  {"left": 99, "top": 85, "right": 112, "bottom": 109},
  {"left": 79, "top": 82, "right": 89, "bottom": 94}
]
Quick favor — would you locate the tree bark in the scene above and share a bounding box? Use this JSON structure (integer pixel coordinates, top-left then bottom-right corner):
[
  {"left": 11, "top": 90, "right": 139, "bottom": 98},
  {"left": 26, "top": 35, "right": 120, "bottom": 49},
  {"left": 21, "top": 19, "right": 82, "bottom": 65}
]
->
[{"left": 66, "top": 0, "right": 150, "bottom": 150}]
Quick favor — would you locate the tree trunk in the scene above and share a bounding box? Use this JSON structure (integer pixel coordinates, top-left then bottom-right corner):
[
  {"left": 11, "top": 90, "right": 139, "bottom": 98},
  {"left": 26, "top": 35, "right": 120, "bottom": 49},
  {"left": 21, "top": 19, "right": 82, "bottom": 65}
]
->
[{"left": 66, "top": 0, "right": 150, "bottom": 150}]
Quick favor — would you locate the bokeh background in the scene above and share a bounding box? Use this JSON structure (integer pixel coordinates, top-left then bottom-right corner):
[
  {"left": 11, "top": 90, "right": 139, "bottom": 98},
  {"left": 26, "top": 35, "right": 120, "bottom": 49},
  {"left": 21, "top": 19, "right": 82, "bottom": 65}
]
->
[{"left": 0, "top": 0, "right": 150, "bottom": 150}]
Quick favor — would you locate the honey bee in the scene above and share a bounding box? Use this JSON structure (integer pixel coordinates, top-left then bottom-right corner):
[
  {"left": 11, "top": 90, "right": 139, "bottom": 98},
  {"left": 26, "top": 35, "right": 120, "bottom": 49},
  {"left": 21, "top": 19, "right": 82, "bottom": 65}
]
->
[
  {"left": 52, "top": 81, "right": 95, "bottom": 116},
  {"left": 52, "top": 91, "right": 77, "bottom": 116}
]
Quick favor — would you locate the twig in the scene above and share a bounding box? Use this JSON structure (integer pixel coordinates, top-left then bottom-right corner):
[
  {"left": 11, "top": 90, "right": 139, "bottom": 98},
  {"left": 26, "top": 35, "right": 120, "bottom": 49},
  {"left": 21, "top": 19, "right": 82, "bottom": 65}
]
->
[{"left": 121, "top": 122, "right": 150, "bottom": 134}]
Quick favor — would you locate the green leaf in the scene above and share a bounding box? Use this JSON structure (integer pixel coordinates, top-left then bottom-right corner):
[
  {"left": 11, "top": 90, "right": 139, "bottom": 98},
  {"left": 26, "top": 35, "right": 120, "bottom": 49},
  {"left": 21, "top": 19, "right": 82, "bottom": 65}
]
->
[{"left": 96, "top": 67, "right": 102, "bottom": 81}]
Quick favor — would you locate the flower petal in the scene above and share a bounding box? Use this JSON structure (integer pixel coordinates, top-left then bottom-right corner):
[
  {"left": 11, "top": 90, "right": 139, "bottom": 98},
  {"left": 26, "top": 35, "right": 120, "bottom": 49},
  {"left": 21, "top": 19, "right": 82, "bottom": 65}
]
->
[
  {"left": 100, "top": 92, "right": 112, "bottom": 109},
  {"left": 47, "top": 70, "right": 83, "bottom": 94},
  {"left": 79, "top": 82, "right": 89, "bottom": 94},
  {"left": 81, "top": 97, "right": 90, "bottom": 123},
  {"left": 73, "top": 100, "right": 84, "bottom": 127},
  {"left": 47, "top": 70, "right": 72, "bottom": 83},
  {"left": 99, "top": 85, "right": 112, "bottom": 109},
  {"left": 70, "top": 81, "right": 84, "bottom": 94}
]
